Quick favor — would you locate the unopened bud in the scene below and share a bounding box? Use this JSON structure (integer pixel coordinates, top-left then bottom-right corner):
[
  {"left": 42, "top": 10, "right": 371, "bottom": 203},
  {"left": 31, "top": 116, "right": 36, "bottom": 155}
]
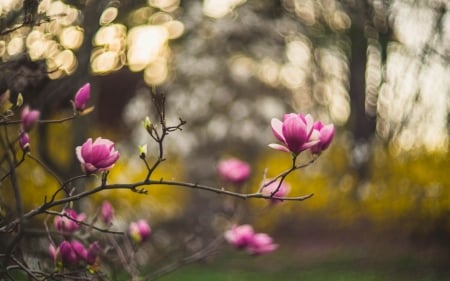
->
[
  {"left": 138, "top": 144, "right": 147, "bottom": 158},
  {"left": 16, "top": 93, "right": 23, "bottom": 107},
  {"left": 142, "top": 116, "right": 152, "bottom": 132}
]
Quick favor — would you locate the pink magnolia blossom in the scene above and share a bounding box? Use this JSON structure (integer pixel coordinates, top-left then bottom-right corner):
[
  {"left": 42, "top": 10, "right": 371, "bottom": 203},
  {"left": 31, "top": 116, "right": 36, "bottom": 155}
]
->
[
  {"left": 75, "top": 137, "right": 120, "bottom": 174},
  {"left": 129, "top": 219, "right": 151, "bottom": 243},
  {"left": 224, "top": 224, "right": 255, "bottom": 249},
  {"left": 54, "top": 208, "right": 86, "bottom": 235},
  {"left": 49, "top": 243, "right": 58, "bottom": 263},
  {"left": 269, "top": 113, "right": 319, "bottom": 155},
  {"left": 74, "top": 83, "right": 91, "bottom": 111},
  {"left": 101, "top": 201, "right": 114, "bottom": 225},
  {"left": 261, "top": 179, "right": 290, "bottom": 204},
  {"left": 309, "top": 121, "right": 335, "bottom": 154},
  {"left": 59, "top": 241, "right": 80, "bottom": 265},
  {"left": 217, "top": 158, "right": 251, "bottom": 185},
  {"left": 224, "top": 224, "right": 277, "bottom": 255},
  {"left": 71, "top": 240, "right": 87, "bottom": 261},
  {"left": 86, "top": 241, "right": 101, "bottom": 265},
  {"left": 20, "top": 106, "right": 40, "bottom": 132},
  {"left": 246, "top": 233, "right": 278, "bottom": 255},
  {"left": 19, "top": 132, "right": 30, "bottom": 151}
]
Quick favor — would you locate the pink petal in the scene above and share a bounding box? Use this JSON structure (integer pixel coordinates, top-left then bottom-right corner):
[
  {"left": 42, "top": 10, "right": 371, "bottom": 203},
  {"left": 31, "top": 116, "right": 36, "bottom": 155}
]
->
[
  {"left": 268, "top": 143, "right": 290, "bottom": 153},
  {"left": 270, "top": 118, "right": 286, "bottom": 143}
]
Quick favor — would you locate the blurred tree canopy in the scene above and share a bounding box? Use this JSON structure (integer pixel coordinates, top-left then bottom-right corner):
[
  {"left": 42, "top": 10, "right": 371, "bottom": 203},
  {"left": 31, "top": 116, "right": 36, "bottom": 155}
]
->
[{"left": 0, "top": 0, "right": 449, "bottom": 232}]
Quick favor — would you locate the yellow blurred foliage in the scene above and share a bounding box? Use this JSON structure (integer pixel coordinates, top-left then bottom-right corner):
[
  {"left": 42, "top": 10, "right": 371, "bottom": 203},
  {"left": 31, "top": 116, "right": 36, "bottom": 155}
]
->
[{"left": 249, "top": 138, "right": 450, "bottom": 232}]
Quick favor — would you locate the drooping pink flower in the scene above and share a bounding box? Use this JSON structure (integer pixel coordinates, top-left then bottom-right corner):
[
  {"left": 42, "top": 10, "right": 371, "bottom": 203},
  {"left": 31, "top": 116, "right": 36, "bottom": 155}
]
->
[
  {"left": 224, "top": 224, "right": 278, "bottom": 255},
  {"left": 59, "top": 241, "right": 79, "bottom": 265},
  {"left": 224, "top": 224, "right": 255, "bottom": 249},
  {"left": 74, "top": 83, "right": 91, "bottom": 111},
  {"left": 54, "top": 208, "right": 86, "bottom": 235},
  {"left": 101, "top": 201, "right": 114, "bottom": 225},
  {"left": 309, "top": 121, "right": 335, "bottom": 154},
  {"left": 269, "top": 113, "right": 319, "bottom": 155},
  {"left": 129, "top": 219, "right": 151, "bottom": 243},
  {"left": 71, "top": 240, "right": 87, "bottom": 261},
  {"left": 19, "top": 131, "right": 30, "bottom": 151},
  {"left": 21, "top": 106, "right": 40, "bottom": 132},
  {"left": 86, "top": 241, "right": 101, "bottom": 265},
  {"left": 217, "top": 158, "right": 251, "bottom": 185},
  {"left": 75, "top": 137, "right": 120, "bottom": 174},
  {"left": 261, "top": 179, "right": 291, "bottom": 204},
  {"left": 246, "top": 233, "right": 278, "bottom": 255}
]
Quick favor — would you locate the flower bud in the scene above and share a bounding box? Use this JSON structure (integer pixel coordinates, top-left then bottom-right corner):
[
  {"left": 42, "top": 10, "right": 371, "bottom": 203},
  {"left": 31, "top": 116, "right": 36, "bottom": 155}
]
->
[
  {"left": 86, "top": 241, "right": 101, "bottom": 265},
  {"left": 0, "top": 90, "right": 12, "bottom": 113},
  {"left": 129, "top": 219, "right": 151, "bottom": 243},
  {"left": 19, "top": 132, "right": 30, "bottom": 151},
  {"left": 74, "top": 83, "right": 91, "bottom": 112},
  {"left": 21, "top": 106, "right": 40, "bottom": 132},
  {"left": 142, "top": 116, "right": 152, "bottom": 132},
  {"left": 138, "top": 144, "right": 148, "bottom": 158},
  {"left": 16, "top": 93, "right": 23, "bottom": 107},
  {"left": 101, "top": 201, "right": 114, "bottom": 225}
]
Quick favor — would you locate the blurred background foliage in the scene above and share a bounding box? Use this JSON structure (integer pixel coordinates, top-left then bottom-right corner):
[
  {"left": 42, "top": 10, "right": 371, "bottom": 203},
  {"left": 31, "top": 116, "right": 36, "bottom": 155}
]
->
[{"left": 0, "top": 0, "right": 449, "bottom": 278}]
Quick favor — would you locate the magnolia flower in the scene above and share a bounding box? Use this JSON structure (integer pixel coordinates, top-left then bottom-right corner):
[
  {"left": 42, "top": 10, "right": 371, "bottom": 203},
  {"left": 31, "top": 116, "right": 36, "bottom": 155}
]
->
[
  {"left": 21, "top": 106, "right": 40, "bottom": 132},
  {"left": 49, "top": 243, "right": 58, "bottom": 264},
  {"left": 54, "top": 208, "right": 86, "bottom": 235},
  {"left": 217, "top": 158, "right": 251, "bottom": 185},
  {"left": 86, "top": 241, "right": 101, "bottom": 265},
  {"left": 309, "top": 121, "right": 335, "bottom": 154},
  {"left": 59, "top": 241, "right": 80, "bottom": 265},
  {"left": 76, "top": 137, "right": 120, "bottom": 174},
  {"left": 246, "top": 233, "right": 278, "bottom": 255},
  {"left": 269, "top": 113, "right": 319, "bottom": 155},
  {"left": 74, "top": 83, "right": 91, "bottom": 112},
  {"left": 224, "top": 224, "right": 255, "bottom": 249},
  {"left": 224, "top": 224, "right": 277, "bottom": 255},
  {"left": 129, "top": 219, "right": 151, "bottom": 243},
  {"left": 261, "top": 179, "right": 290, "bottom": 204},
  {"left": 19, "top": 132, "right": 30, "bottom": 151},
  {"left": 101, "top": 201, "right": 114, "bottom": 225}
]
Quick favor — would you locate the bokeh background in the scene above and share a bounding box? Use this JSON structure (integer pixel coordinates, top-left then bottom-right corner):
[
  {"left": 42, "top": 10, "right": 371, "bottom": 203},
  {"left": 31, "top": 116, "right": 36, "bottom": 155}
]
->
[{"left": 0, "top": 0, "right": 449, "bottom": 280}]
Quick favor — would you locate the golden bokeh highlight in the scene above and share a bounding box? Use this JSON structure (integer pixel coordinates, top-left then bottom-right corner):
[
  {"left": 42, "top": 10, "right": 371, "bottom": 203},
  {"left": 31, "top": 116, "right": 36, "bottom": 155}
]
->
[
  {"left": 100, "top": 7, "right": 119, "bottom": 26},
  {"left": 144, "top": 57, "right": 169, "bottom": 85},
  {"left": 6, "top": 36, "right": 24, "bottom": 56},
  {"left": 127, "top": 25, "right": 168, "bottom": 72},
  {"left": 91, "top": 24, "right": 127, "bottom": 74},
  {"left": 148, "top": 0, "right": 180, "bottom": 12},
  {"left": 59, "top": 26, "right": 84, "bottom": 50},
  {"left": 203, "top": 0, "right": 247, "bottom": 18}
]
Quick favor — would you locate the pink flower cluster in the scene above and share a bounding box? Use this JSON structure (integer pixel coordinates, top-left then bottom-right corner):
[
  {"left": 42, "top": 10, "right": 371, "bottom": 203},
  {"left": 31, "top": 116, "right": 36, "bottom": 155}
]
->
[
  {"left": 224, "top": 224, "right": 277, "bottom": 255},
  {"left": 51, "top": 209, "right": 100, "bottom": 267},
  {"left": 269, "top": 113, "right": 334, "bottom": 155},
  {"left": 217, "top": 158, "right": 251, "bottom": 185},
  {"left": 49, "top": 240, "right": 100, "bottom": 267}
]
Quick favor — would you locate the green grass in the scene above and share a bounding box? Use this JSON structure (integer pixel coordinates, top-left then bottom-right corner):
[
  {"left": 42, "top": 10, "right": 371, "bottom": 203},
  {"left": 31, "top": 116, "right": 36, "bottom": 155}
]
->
[{"left": 156, "top": 249, "right": 449, "bottom": 281}]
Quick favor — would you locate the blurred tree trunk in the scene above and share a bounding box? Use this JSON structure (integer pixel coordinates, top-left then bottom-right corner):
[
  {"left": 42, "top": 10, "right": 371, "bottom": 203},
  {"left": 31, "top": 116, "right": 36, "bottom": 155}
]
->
[{"left": 347, "top": 2, "right": 377, "bottom": 190}]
